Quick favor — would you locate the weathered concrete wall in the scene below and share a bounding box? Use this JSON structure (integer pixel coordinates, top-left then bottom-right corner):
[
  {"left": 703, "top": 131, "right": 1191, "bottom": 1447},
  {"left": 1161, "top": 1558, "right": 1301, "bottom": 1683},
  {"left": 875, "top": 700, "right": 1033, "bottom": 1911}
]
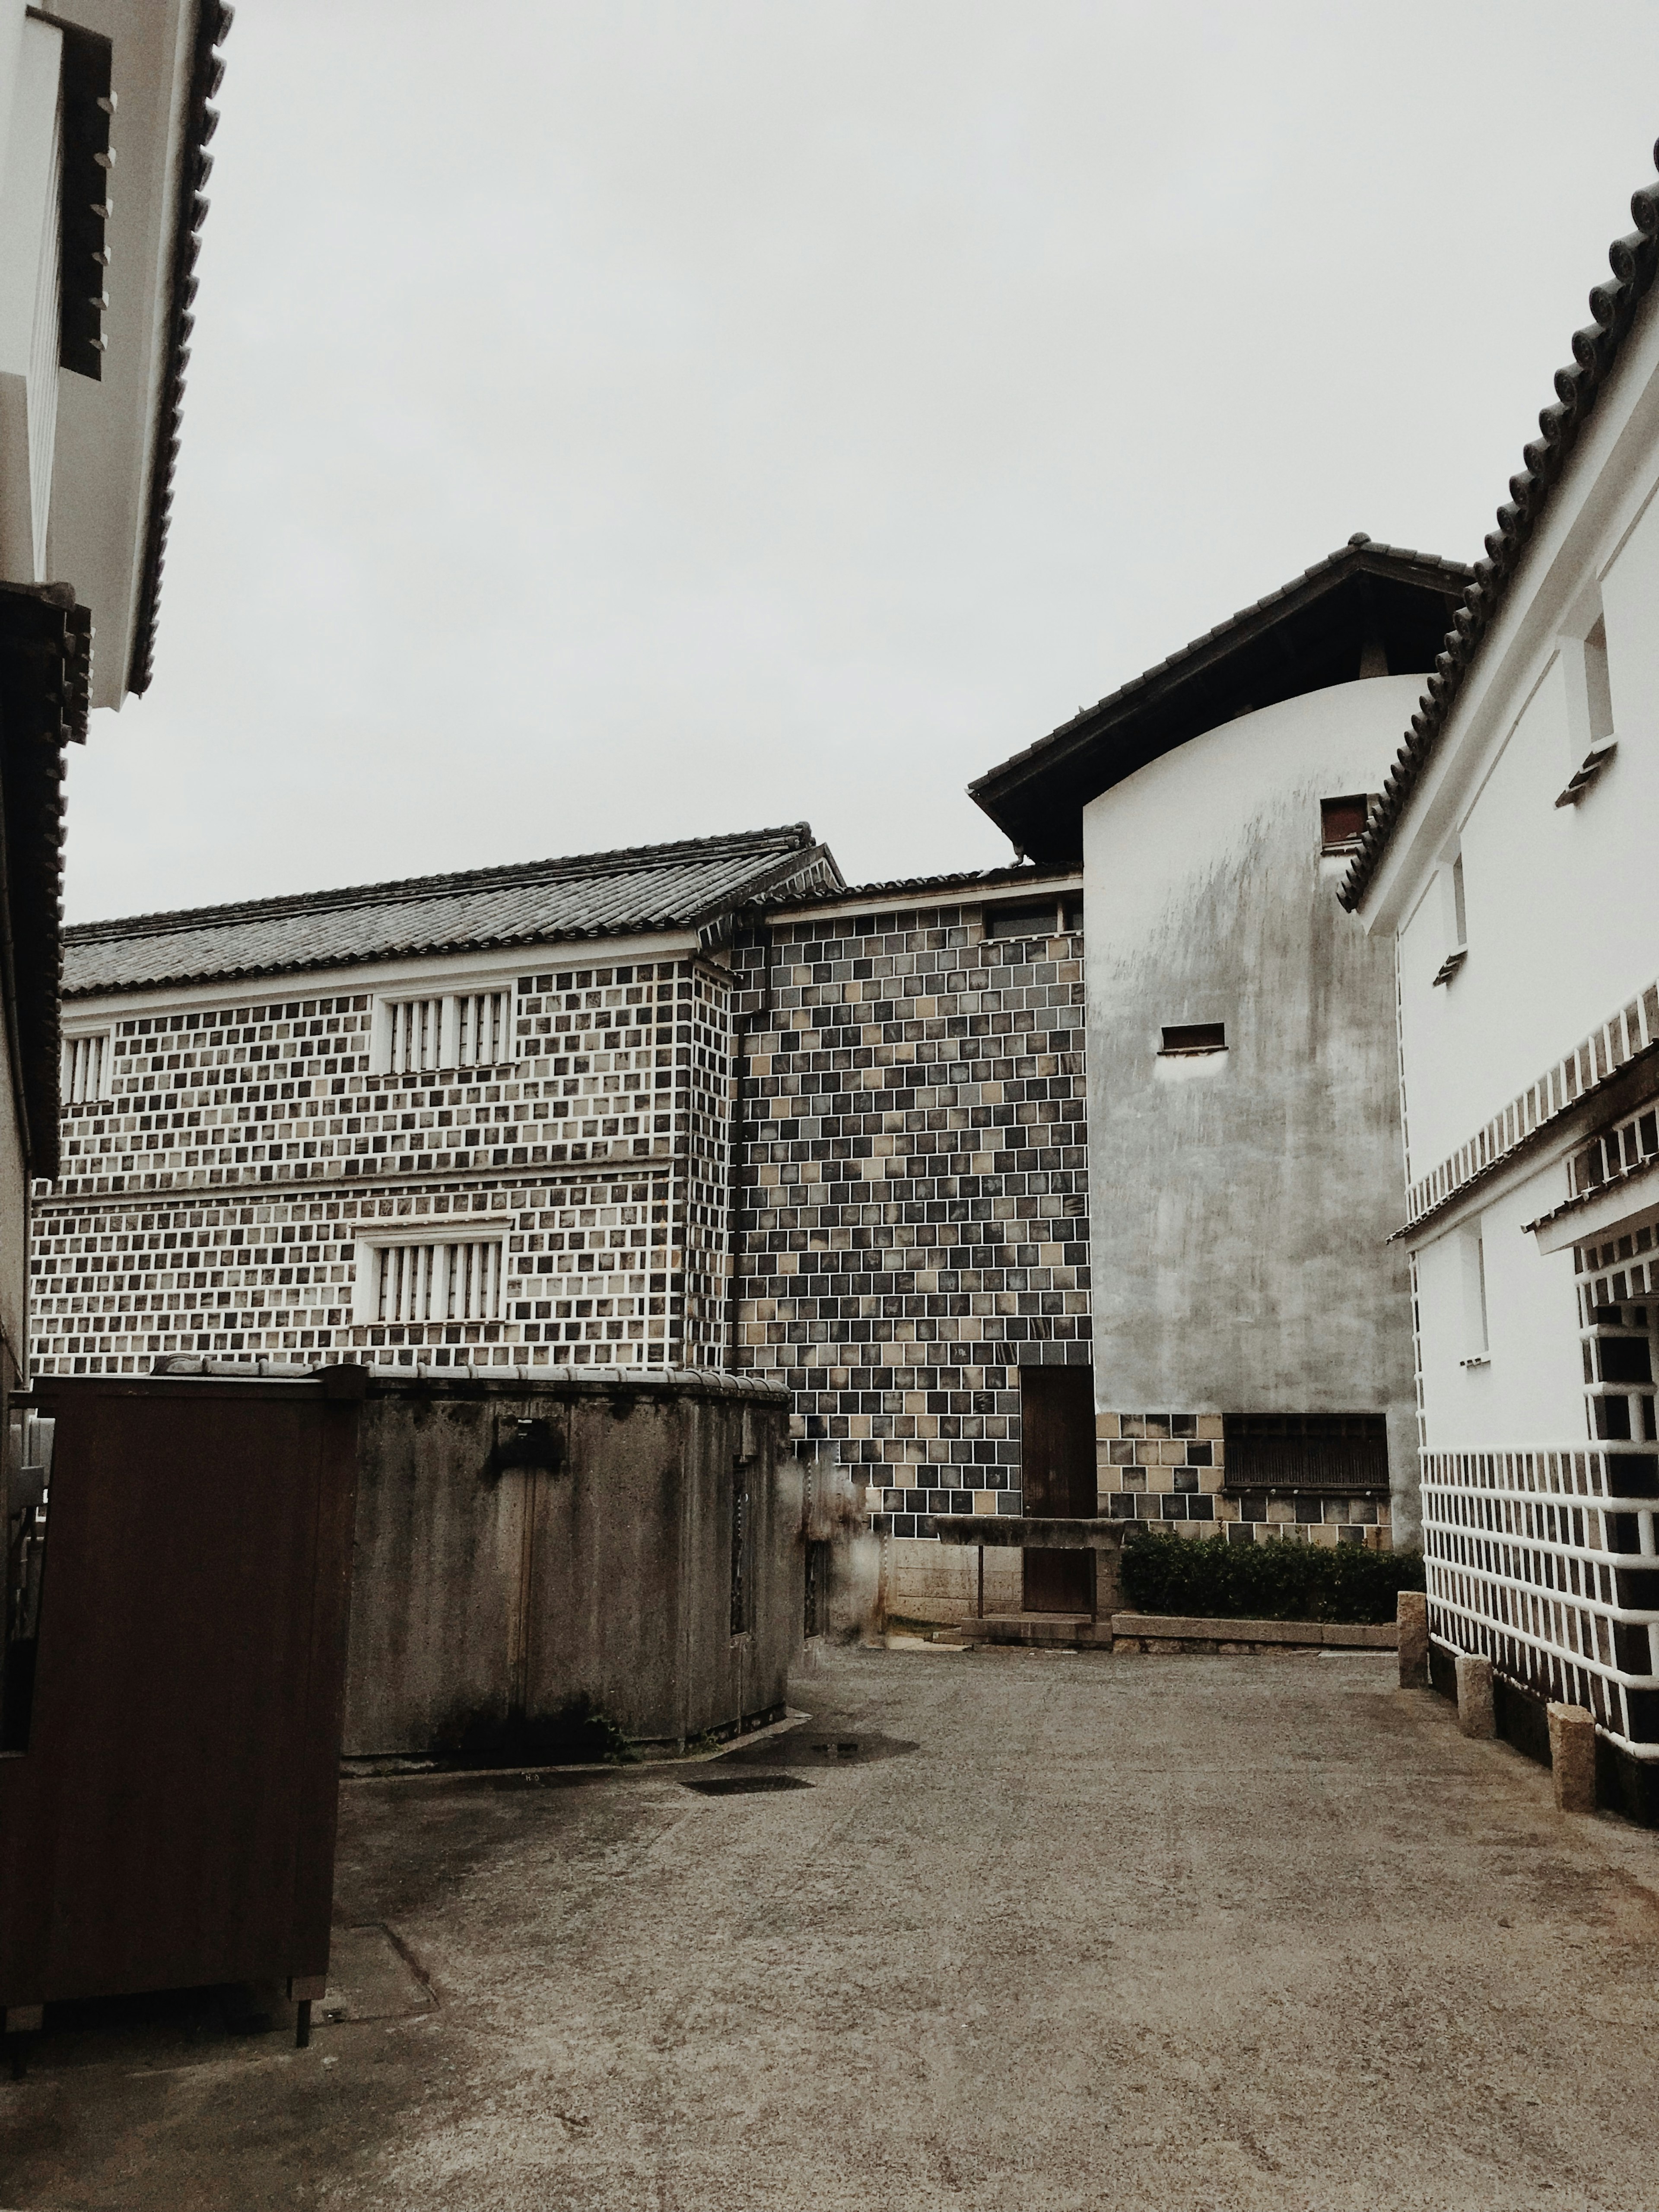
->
[
  {"left": 1083, "top": 677, "right": 1421, "bottom": 1539},
  {"left": 342, "top": 1368, "right": 797, "bottom": 1755}
]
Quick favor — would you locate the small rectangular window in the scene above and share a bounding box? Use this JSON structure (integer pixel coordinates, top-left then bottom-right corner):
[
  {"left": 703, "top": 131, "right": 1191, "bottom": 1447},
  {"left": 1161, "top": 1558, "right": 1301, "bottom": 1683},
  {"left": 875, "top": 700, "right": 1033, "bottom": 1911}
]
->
[
  {"left": 62, "top": 1031, "right": 110, "bottom": 1103},
  {"left": 1160, "top": 1023, "right": 1226, "bottom": 1056},
  {"left": 1320, "top": 795, "right": 1369, "bottom": 853},
  {"left": 1584, "top": 617, "right": 1614, "bottom": 744},
  {"left": 1432, "top": 852, "right": 1468, "bottom": 985},
  {"left": 370, "top": 1239, "right": 502, "bottom": 1324},
  {"left": 1061, "top": 896, "right": 1083, "bottom": 932},
  {"left": 1460, "top": 1220, "right": 1489, "bottom": 1360},
  {"left": 984, "top": 902, "right": 1060, "bottom": 940}
]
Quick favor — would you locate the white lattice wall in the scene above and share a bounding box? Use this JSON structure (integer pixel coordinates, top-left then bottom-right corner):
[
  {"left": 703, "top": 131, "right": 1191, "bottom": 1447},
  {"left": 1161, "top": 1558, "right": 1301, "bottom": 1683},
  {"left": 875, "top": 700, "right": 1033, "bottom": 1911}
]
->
[{"left": 1422, "top": 1441, "right": 1659, "bottom": 1756}]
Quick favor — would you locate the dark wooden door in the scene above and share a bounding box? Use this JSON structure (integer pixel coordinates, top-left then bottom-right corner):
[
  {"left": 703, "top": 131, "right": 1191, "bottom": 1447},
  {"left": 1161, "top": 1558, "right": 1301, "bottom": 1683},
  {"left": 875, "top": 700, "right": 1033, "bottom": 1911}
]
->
[
  {"left": 1020, "top": 1367, "right": 1095, "bottom": 1613},
  {"left": 0, "top": 1372, "right": 361, "bottom": 2009}
]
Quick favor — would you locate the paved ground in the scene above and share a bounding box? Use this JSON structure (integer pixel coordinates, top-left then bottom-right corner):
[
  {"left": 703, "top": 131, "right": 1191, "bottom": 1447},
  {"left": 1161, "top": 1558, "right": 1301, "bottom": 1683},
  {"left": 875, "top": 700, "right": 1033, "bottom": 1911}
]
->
[{"left": 6, "top": 1644, "right": 1659, "bottom": 2211}]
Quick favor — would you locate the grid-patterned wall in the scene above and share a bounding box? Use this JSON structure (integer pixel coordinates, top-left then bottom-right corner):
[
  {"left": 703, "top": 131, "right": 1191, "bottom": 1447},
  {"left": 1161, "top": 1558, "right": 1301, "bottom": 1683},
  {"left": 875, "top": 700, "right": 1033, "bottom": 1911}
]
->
[
  {"left": 1419, "top": 1207, "right": 1659, "bottom": 1750},
  {"left": 1096, "top": 1414, "right": 1393, "bottom": 1547},
  {"left": 34, "top": 956, "right": 732, "bottom": 1375},
  {"left": 730, "top": 901, "right": 1089, "bottom": 1524}
]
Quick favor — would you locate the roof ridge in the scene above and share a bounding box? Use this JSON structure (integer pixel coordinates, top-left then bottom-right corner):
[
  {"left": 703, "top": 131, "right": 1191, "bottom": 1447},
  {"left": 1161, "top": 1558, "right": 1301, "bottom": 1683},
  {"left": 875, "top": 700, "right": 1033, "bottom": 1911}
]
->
[
  {"left": 970, "top": 539, "right": 1472, "bottom": 801},
  {"left": 65, "top": 823, "right": 817, "bottom": 944},
  {"left": 1341, "top": 141, "right": 1659, "bottom": 911},
  {"left": 755, "top": 861, "right": 1078, "bottom": 909}
]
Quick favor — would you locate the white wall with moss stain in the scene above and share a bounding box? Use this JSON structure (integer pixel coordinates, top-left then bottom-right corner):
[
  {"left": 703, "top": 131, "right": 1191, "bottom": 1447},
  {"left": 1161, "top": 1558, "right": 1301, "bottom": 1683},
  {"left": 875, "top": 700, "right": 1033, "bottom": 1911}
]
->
[{"left": 1083, "top": 675, "right": 1420, "bottom": 1536}]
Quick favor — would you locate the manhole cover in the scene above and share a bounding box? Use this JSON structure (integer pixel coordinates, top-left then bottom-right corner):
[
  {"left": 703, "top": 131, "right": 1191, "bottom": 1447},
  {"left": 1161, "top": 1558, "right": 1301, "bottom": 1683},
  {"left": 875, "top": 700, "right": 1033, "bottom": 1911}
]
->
[{"left": 681, "top": 1772, "right": 814, "bottom": 1796}]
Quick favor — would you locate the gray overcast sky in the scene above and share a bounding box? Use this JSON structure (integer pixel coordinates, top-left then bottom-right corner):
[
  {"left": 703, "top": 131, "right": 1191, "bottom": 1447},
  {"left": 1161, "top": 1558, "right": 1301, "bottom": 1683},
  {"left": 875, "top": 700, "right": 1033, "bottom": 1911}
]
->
[{"left": 64, "top": 1, "right": 1659, "bottom": 922}]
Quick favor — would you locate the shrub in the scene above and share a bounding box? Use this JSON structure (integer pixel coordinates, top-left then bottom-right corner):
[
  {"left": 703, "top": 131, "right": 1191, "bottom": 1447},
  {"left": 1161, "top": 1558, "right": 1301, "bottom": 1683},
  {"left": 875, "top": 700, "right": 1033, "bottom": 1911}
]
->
[{"left": 1119, "top": 1527, "right": 1425, "bottom": 1624}]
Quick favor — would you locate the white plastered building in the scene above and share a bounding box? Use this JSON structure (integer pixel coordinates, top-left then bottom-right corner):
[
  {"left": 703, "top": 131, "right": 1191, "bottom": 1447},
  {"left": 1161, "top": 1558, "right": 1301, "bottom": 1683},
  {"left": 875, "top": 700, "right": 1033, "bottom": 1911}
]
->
[{"left": 1342, "top": 140, "right": 1659, "bottom": 1806}]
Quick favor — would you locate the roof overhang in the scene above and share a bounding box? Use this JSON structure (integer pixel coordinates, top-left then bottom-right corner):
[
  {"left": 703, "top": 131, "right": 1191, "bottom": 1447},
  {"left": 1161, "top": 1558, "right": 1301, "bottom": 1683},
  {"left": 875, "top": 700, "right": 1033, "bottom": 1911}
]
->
[
  {"left": 42, "top": 0, "right": 230, "bottom": 709},
  {"left": 1341, "top": 149, "right": 1659, "bottom": 920},
  {"left": 969, "top": 542, "right": 1469, "bottom": 866}
]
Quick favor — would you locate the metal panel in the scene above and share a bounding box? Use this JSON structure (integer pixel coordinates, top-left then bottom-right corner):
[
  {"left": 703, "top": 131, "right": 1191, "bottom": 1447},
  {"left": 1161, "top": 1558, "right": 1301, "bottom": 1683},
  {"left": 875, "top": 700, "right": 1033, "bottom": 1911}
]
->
[{"left": 0, "top": 1371, "right": 361, "bottom": 2009}]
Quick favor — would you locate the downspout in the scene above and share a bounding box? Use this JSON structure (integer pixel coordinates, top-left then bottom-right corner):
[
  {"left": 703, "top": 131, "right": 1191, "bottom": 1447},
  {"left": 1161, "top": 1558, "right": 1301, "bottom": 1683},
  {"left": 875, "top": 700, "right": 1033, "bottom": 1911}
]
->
[{"left": 723, "top": 913, "right": 772, "bottom": 1371}]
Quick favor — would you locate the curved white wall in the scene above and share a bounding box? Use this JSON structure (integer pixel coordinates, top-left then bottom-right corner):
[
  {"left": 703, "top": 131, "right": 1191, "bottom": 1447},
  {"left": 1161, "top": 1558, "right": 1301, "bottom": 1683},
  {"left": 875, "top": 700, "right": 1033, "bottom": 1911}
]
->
[{"left": 1084, "top": 675, "right": 1421, "bottom": 1524}]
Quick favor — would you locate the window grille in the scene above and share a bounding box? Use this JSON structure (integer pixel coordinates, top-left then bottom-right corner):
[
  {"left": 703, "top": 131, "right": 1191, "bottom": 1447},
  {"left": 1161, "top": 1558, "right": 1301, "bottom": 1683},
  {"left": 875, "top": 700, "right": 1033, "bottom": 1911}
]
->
[
  {"left": 386, "top": 997, "right": 443, "bottom": 1075},
  {"left": 455, "top": 989, "right": 510, "bottom": 1069},
  {"left": 373, "top": 1239, "right": 502, "bottom": 1325},
  {"left": 62, "top": 1032, "right": 108, "bottom": 1104},
  {"left": 1223, "top": 1412, "right": 1389, "bottom": 1495}
]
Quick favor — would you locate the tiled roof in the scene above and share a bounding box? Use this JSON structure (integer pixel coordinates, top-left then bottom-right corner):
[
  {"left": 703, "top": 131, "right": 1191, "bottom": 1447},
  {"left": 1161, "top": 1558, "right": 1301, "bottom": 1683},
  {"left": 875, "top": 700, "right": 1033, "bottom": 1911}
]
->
[
  {"left": 969, "top": 539, "right": 1471, "bottom": 864},
  {"left": 127, "top": 1, "right": 234, "bottom": 697},
  {"left": 1340, "top": 143, "right": 1659, "bottom": 912},
  {"left": 757, "top": 859, "right": 1079, "bottom": 912},
  {"left": 64, "top": 824, "right": 839, "bottom": 997}
]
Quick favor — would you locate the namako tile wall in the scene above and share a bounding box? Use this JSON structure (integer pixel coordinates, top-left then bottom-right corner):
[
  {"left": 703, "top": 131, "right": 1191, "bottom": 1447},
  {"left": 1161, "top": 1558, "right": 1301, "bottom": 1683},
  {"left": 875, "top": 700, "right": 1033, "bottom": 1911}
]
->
[
  {"left": 33, "top": 957, "right": 734, "bottom": 1374},
  {"left": 1095, "top": 1411, "right": 1393, "bottom": 1550},
  {"left": 728, "top": 896, "right": 1090, "bottom": 1526}
]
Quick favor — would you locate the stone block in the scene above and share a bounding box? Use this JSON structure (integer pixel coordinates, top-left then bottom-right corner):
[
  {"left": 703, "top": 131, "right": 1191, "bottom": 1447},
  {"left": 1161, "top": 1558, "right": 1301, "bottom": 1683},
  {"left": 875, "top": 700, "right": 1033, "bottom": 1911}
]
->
[
  {"left": 1547, "top": 1702, "right": 1597, "bottom": 1813},
  {"left": 1454, "top": 1652, "right": 1495, "bottom": 1738},
  {"left": 1396, "top": 1590, "right": 1429, "bottom": 1688}
]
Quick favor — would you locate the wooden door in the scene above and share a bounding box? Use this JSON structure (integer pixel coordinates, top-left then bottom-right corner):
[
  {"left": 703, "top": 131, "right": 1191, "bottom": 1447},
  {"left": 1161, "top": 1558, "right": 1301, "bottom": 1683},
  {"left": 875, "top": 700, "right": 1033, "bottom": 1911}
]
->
[{"left": 1020, "top": 1367, "right": 1095, "bottom": 1613}]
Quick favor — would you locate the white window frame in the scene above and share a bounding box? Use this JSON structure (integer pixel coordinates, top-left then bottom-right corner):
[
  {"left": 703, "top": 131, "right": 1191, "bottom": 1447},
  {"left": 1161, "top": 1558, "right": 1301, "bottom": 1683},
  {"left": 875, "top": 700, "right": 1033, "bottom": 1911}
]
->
[
  {"left": 1458, "top": 1217, "right": 1490, "bottom": 1367},
  {"left": 1431, "top": 848, "right": 1468, "bottom": 987},
  {"left": 370, "top": 983, "right": 517, "bottom": 1077},
  {"left": 61, "top": 1027, "right": 113, "bottom": 1105},
  {"left": 355, "top": 1227, "right": 507, "bottom": 1325}
]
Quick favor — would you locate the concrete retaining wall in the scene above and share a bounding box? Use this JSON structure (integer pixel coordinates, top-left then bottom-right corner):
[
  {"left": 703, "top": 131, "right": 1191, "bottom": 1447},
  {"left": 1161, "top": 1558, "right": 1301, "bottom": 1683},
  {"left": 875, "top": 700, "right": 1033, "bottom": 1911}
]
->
[{"left": 342, "top": 1368, "right": 797, "bottom": 1755}]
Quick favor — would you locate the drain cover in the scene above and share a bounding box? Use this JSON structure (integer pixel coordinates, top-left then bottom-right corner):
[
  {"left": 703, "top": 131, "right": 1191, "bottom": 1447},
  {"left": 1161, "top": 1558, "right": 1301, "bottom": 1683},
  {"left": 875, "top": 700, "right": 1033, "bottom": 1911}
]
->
[{"left": 682, "top": 1772, "right": 813, "bottom": 1796}]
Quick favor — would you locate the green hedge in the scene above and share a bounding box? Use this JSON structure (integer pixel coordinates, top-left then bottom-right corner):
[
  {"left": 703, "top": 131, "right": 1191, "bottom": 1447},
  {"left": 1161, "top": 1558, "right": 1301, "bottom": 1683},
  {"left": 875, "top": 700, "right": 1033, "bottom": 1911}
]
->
[{"left": 1119, "top": 1527, "right": 1425, "bottom": 1625}]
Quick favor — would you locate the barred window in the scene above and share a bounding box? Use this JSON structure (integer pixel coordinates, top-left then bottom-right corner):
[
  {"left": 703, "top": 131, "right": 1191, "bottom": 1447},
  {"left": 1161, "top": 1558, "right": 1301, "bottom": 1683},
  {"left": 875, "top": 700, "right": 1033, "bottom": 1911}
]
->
[
  {"left": 62, "top": 1031, "right": 109, "bottom": 1104},
  {"left": 372, "top": 1239, "right": 503, "bottom": 1325},
  {"left": 377, "top": 988, "right": 515, "bottom": 1074},
  {"left": 1223, "top": 1412, "right": 1389, "bottom": 1495},
  {"left": 386, "top": 996, "right": 443, "bottom": 1076},
  {"left": 455, "top": 989, "right": 511, "bottom": 1069}
]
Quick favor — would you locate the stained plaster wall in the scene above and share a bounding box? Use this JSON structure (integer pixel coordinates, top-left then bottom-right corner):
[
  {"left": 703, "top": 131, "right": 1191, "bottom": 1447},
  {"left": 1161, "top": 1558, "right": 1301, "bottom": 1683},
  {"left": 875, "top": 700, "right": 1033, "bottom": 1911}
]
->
[
  {"left": 1083, "top": 676, "right": 1421, "bottom": 1542},
  {"left": 343, "top": 1370, "right": 796, "bottom": 1754}
]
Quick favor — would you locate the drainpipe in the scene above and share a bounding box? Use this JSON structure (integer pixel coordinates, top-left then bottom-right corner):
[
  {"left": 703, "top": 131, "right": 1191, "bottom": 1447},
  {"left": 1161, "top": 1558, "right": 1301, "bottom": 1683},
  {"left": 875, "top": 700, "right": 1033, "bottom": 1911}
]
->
[{"left": 723, "top": 914, "right": 772, "bottom": 1370}]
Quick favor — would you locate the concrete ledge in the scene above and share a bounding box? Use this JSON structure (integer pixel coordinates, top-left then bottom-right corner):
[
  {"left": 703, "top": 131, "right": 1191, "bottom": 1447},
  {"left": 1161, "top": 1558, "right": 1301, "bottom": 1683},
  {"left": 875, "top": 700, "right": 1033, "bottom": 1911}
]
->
[
  {"left": 1112, "top": 1613, "right": 1398, "bottom": 1652},
  {"left": 933, "top": 1516, "right": 1126, "bottom": 1550},
  {"left": 947, "top": 1609, "right": 1399, "bottom": 1653},
  {"left": 958, "top": 1613, "right": 1112, "bottom": 1649}
]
